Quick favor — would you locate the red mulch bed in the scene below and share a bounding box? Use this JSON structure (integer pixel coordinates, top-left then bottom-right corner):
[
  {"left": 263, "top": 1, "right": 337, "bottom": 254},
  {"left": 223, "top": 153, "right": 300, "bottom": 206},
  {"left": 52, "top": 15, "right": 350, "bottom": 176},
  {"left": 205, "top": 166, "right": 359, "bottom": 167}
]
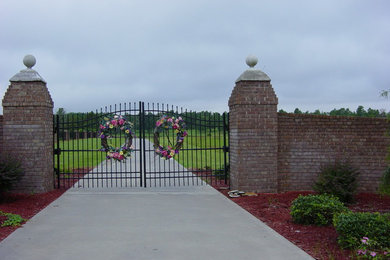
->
[
  {"left": 0, "top": 189, "right": 67, "bottom": 242},
  {"left": 216, "top": 189, "right": 390, "bottom": 260},
  {"left": 0, "top": 171, "right": 88, "bottom": 242}
]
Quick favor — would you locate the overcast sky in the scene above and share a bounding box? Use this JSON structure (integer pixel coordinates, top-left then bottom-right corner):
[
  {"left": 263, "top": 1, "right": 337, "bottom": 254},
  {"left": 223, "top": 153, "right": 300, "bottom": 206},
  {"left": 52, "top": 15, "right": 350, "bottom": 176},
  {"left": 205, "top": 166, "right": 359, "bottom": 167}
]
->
[{"left": 1, "top": 0, "right": 389, "bottom": 114}]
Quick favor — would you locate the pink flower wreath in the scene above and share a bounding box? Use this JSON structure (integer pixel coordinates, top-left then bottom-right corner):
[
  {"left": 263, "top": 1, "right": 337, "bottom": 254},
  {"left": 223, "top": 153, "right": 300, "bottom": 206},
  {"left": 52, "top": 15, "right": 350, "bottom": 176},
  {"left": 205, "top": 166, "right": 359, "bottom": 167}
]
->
[
  {"left": 153, "top": 115, "right": 187, "bottom": 160},
  {"left": 98, "top": 114, "right": 134, "bottom": 161}
]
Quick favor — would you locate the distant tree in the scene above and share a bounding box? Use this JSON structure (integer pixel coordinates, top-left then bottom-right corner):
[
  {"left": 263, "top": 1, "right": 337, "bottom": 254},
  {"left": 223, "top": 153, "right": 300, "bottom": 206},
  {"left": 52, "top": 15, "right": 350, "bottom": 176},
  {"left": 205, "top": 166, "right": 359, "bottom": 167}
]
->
[
  {"left": 56, "top": 108, "right": 66, "bottom": 116},
  {"left": 329, "top": 108, "right": 354, "bottom": 117},
  {"left": 343, "top": 108, "right": 354, "bottom": 116},
  {"left": 381, "top": 90, "right": 389, "bottom": 98},
  {"left": 278, "top": 109, "right": 287, "bottom": 113},
  {"left": 294, "top": 108, "right": 303, "bottom": 114},
  {"left": 367, "top": 108, "right": 380, "bottom": 117},
  {"left": 379, "top": 109, "right": 387, "bottom": 117},
  {"left": 356, "top": 106, "right": 367, "bottom": 117},
  {"left": 313, "top": 109, "right": 322, "bottom": 115}
]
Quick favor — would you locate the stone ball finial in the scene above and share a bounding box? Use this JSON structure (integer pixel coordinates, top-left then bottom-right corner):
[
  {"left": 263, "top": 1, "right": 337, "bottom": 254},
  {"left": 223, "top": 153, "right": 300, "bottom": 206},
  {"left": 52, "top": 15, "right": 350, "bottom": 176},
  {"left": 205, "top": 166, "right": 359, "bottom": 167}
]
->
[
  {"left": 246, "top": 55, "right": 258, "bottom": 68},
  {"left": 23, "top": 55, "right": 36, "bottom": 69}
]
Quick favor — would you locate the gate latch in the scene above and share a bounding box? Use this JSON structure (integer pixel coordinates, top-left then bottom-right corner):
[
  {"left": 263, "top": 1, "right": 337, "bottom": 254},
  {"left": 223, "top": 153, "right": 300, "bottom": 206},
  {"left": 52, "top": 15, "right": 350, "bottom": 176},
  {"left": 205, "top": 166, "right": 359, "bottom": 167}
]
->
[{"left": 54, "top": 148, "right": 62, "bottom": 155}]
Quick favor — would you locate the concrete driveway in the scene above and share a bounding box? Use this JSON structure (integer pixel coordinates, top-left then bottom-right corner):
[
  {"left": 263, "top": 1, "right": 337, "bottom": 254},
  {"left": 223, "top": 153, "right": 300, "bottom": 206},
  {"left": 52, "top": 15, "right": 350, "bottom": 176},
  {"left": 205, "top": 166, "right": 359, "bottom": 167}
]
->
[{"left": 0, "top": 185, "right": 313, "bottom": 260}]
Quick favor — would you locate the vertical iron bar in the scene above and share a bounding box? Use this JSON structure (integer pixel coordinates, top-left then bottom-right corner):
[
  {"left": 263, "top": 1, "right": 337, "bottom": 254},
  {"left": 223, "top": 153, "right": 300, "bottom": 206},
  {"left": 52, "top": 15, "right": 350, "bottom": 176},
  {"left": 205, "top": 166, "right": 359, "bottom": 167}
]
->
[
  {"left": 213, "top": 112, "right": 217, "bottom": 186},
  {"left": 63, "top": 113, "right": 66, "bottom": 188},
  {"left": 56, "top": 115, "right": 60, "bottom": 188},
  {"left": 142, "top": 102, "right": 147, "bottom": 187},
  {"left": 138, "top": 101, "right": 143, "bottom": 187}
]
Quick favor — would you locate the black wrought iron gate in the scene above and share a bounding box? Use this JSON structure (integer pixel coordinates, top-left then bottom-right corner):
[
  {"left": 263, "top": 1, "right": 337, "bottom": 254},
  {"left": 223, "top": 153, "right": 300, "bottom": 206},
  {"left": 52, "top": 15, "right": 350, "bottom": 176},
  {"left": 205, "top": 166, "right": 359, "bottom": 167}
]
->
[{"left": 53, "top": 102, "right": 229, "bottom": 188}]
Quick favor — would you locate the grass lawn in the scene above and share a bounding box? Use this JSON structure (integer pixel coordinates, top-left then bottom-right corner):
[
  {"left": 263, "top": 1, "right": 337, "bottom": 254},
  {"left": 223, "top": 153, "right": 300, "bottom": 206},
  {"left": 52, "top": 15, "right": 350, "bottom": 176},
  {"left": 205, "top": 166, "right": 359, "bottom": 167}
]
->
[
  {"left": 55, "top": 129, "right": 229, "bottom": 173},
  {"left": 150, "top": 129, "right": 228, "bottom": 170},
  {"left": 54, "top": 137, "right": 123, "bottom": 173}
]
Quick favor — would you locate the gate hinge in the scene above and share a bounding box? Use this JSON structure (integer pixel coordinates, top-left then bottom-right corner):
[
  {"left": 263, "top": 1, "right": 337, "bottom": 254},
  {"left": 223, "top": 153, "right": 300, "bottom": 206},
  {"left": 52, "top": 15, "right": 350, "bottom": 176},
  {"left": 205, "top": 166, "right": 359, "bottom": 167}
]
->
[{"left": 54, "top": 148, "right": 62, "bottom": 155}]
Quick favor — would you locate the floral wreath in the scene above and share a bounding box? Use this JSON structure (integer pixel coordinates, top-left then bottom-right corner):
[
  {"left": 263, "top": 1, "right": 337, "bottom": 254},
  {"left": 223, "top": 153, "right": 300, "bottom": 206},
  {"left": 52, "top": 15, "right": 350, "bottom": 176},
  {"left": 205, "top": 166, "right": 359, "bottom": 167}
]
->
[
  {"left": 98, "top": 114, "right": 134, "bottom": 161},
  {"left": 154, "top": 115, "right": 187, "bottom": 160}
]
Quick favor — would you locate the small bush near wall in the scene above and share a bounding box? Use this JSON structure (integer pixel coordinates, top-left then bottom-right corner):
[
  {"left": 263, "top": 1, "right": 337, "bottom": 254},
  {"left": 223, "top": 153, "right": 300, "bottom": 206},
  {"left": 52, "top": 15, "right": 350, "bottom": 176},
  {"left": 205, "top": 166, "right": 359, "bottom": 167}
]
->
[
  {"left": 0, "top": 154, "right": 24, "bottom": 196},
  {"left": 313, "top": 161, "right": 359, "bottom": 203},
  {"left": 333, "top": 212, "right": 390, "bottom": 249},
  {"left": 290, "top": 194, "right": 350, "bottom": 226}
]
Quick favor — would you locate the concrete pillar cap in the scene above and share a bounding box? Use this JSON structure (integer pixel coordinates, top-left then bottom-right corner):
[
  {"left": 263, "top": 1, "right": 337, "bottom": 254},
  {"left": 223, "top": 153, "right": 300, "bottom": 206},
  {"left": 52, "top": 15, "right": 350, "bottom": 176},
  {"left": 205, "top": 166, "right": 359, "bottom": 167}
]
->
[
  {"left": 235, "top": 55, "right": 271, "bottom": 83},
  {"left": 9, "top": 55, "right": 46, "bottom": 83}
]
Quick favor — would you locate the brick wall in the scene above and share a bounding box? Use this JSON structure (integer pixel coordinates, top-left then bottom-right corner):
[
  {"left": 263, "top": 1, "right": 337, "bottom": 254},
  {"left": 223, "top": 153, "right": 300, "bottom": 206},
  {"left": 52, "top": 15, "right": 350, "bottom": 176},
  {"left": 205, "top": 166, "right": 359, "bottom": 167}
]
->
[
  {"left": 0, "top": 115, "right": 3, "bottom": 154},
  {"left": 277, "top": 113, "right": 389, "bottom": 192}
]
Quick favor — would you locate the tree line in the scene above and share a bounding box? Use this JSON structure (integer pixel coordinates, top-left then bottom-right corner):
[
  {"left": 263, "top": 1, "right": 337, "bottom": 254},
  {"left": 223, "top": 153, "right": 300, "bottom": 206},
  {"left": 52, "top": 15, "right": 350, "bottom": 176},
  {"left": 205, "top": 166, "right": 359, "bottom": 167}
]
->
[
  {"left": 55, "top": 105, "right": 387, "bottom": 133},
  {"left": 279, "top": 106, "right": 388, "bottom": 118},
  {"left": 54, "top": 108, "right": 227, "bottom": 133}
]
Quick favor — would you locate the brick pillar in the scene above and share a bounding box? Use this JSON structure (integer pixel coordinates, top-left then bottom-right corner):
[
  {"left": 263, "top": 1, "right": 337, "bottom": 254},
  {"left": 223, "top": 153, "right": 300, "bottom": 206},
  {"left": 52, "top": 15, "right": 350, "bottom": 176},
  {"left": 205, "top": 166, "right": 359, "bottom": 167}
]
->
[
  {"left": 2, "top": 55, "right": 54, "bottom": 193},
  {"left": 228, "top": 56, "right": 278, "bottom": 193}
]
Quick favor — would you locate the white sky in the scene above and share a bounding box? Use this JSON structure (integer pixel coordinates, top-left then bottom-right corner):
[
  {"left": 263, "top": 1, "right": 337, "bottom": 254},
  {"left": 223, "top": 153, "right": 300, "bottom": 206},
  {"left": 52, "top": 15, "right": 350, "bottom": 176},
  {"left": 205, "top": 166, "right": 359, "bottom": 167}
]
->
[{"left": 1, "top": 0, "right": 389, "bottom": 114}]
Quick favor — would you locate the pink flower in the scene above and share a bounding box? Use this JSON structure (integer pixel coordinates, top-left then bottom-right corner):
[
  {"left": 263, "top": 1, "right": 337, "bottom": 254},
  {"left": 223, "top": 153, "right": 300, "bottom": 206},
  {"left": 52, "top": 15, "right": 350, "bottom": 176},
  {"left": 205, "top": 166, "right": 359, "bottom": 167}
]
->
[
  {"left": 370, "top": 252, "right": 376, "bottom": 257},
  {"left": 384, "top": 251, "right": 388, "bottom": 255},
  {"left": 183, "top": 131, "right": 188, "bottom": 137},
  {"left": 167, "top": 118, "right": 173, "bottom": 122},
  {"left": 100, "top": 124, "right": 105, "bottom": 129},
  {"left": 357, "top": 249, "right": 366, "bottom": 255},
  {"left": 118, "top": 119, "right": 125, "bottom": 125},
  {"left": 361, "top": 238, "right": 368, "bottom": 244},
  {"left": 156, "top": 121, "right": 162, "bottom": 127},
  {"left": 172, "top": 124, "right": 178, "bottom": 129},
  {"left": 111, "top": 120, "right": 118, "bottom": 126}
]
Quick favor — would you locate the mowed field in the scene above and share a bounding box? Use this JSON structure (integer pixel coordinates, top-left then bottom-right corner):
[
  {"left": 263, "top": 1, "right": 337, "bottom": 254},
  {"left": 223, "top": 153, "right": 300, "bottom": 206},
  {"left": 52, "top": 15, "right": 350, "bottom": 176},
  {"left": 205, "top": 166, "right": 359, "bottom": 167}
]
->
[{"left": 55, "top": 129, "right": 228, "bottom": 173}]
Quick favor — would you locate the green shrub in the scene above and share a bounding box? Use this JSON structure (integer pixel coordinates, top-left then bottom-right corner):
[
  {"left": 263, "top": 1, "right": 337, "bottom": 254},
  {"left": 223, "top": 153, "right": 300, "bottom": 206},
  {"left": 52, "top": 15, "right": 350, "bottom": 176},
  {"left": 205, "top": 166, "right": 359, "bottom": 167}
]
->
[
  {"left": 379, "top": 166, "right": 390, "bottom": 196},
  {"left": 313, "top": 161, "right": 359, "bottom": 203},
  {"left": 290, "top": 194, "right": 350, "bottom": 226},
  {"left": 333, "top": 212, "right": 390, "bottom": 249},
  {"left": 0, "top": 154, "right": 24, "bottom": 193},
  {"left": 0, "top": 211, "right": 27, "bottom": 227}
]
